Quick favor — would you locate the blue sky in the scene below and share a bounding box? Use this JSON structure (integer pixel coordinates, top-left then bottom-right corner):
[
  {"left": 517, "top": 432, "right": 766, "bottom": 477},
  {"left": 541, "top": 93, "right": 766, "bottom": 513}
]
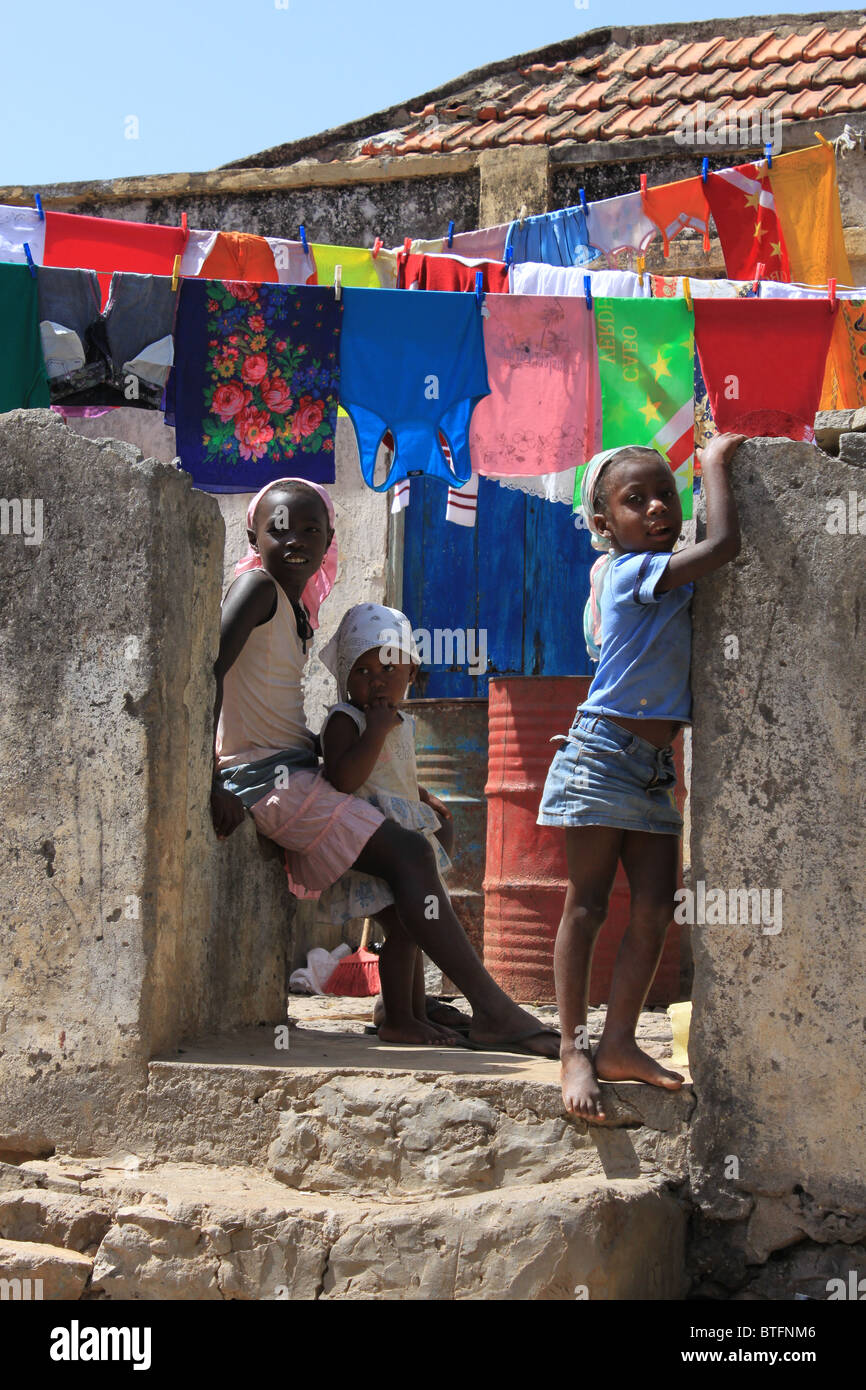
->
[{"left": 2, "top": 0, "right": 832, "bottom": 186}]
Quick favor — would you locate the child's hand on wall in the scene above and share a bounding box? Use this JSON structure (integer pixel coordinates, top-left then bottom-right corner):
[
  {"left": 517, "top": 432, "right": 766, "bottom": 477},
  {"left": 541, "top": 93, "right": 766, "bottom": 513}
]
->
[
  {"left": 211, "top": 782, "right": 246, "bottom": 839},
  {"left": 696, "top": 432, "right": 746, "bottom": 471}
]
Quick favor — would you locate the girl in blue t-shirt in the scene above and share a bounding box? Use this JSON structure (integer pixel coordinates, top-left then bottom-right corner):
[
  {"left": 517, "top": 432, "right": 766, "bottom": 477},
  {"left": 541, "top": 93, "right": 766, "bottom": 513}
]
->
[{"left": 538, "top": 432, "right": 744, "bottom": 1119}]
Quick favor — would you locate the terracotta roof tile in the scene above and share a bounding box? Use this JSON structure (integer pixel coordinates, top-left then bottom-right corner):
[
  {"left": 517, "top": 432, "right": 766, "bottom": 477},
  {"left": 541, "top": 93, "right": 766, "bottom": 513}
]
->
[
  {"left": 520, "top": 59, "right": 570, "bottom": 77},
  {"left": 553, "top": 77, "right": 625, "bottom": 113},
  {"left": 438, "top": 121, "right": 475, "bottom": 151},
  {"left": 626, "top": 73, "right": 681, "bottom": 107},
  {"left": 805, "top": 26, "right": 863, "bottom": 60},
  {"left": 783, "top": 56, "right": 834, "bottom": 90},
  {"left": 511, "top": 79, "right": 571, "bottom": 116},
  {"left": 466, "top": 120, "right": 504, "bottom": 150},
  {"left": 568, "top": 106, "right": 622, "bottom": 141},
  {"left": 600, "top": 40, "right": 676, "bottom": 79},
  {"left": 679, "top": 69, "right": 733, "bottom": 102},
  {"left": 714, "top": 31, "right": 777, "bottom": 70},
  {"left": 826, "top": 80, "right": 866, "bottom": 111},
  {"left": 490, "top": 115, "right": 530, "bottom": 146},
  {"left": 770, "top": 26, "right": 829, "bottom": 64},
  {"left": 784, "top": 87, "right": 827, "bottom": 120}
]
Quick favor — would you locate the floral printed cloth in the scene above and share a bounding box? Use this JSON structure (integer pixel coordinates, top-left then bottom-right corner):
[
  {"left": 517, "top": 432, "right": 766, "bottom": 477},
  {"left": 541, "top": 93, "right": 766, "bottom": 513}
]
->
[{"left": 167, "top": 279, "right": 341, "bottom": 492}]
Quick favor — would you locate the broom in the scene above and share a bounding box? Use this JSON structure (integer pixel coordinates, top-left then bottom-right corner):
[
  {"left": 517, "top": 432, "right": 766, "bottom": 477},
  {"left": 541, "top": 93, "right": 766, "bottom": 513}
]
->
[{"left": 323, "top": 919, "right": 381, "bottom": 997}]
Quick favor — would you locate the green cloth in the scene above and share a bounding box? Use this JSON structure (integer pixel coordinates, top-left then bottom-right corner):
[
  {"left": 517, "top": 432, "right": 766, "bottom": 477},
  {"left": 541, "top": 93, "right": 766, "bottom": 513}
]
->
[
  {"left": 575, "top": 297, "right": 694, "bottom": 520},
  {"left": 0, "top": 264, "right": 50, "bottom": 412},
  {"left": 311, "top": 244, "right": 381, "bottom": 290}
]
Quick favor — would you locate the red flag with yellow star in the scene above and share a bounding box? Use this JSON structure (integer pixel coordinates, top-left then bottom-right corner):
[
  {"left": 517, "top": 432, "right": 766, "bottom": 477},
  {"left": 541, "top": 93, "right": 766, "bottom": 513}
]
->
[
  {"left": 575, "top": 297, "right": 694, "bottom": 519},
  {"left": 705, "top": 162, "right": 790, "bottom": 283}
]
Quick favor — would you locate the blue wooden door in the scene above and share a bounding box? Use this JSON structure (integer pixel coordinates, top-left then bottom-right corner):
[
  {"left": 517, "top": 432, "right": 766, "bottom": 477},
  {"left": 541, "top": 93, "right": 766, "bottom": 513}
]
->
[{"left": 402, "top": 476, "right": 596, "bottom": 697}]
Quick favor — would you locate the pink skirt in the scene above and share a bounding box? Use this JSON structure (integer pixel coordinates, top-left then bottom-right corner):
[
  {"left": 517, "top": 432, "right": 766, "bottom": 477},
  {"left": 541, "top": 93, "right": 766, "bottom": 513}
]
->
[{"left": 248, "top": 769, "right": 385, "bottom": 898}]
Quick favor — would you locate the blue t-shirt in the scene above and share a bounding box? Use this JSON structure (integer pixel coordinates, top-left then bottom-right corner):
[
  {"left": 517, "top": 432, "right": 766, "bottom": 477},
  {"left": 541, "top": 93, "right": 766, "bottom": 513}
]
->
[{"left": 581, "top": 551, "right": 693, "bottom": 723}]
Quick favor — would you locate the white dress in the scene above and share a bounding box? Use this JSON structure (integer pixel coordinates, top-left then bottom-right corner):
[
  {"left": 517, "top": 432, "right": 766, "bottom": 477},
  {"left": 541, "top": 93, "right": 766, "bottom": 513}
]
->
[{"left": 313, "top": 703, "right": 451, "bottom": 927}]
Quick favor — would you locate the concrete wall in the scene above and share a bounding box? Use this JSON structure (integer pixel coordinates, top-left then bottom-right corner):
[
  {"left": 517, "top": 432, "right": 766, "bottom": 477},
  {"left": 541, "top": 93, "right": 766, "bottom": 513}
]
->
[
  {"left": 686, "top": 436, "right": 866, "bottom": 1297},
  {"left": 0, "top": 410, "right": 291, "bottom": 1158}
]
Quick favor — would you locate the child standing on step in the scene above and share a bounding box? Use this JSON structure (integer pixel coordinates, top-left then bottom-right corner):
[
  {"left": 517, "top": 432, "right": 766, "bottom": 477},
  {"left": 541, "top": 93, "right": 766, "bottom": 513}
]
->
[
  {"left": 538, "top": 434, "right": 743, "bottom": 1120},
  {"left": 316, "top": 602, "right": 464, "bottom": 1046},
  {"left": 211, "top": 477, "right": 559, "bottom": 1058}
]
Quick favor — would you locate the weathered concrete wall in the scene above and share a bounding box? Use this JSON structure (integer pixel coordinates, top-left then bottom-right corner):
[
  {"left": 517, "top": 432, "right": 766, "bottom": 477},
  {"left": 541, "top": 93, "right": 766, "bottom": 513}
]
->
[
  {"left": 0, "top": 410, "right": 291, "bottom": 1158},
  {"left": 687, "top": 437, "right": 866, "bottom": 1296}
]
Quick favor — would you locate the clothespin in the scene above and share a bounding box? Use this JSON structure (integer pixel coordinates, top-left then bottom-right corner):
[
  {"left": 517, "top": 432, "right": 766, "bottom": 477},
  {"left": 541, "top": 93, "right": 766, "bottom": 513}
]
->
[
  {"left": 764, "top": 141, "right": 773, "bottom": 169},
  {"left": 34, "top": 194, "right": 44, "bottom": 220},
  {"left": 518, "top": 203, "right": 527, "bottom": 227},
  {"left": 299, "top": 225, "right": 309, "bottom": 254},
  {"left": 682, "top": 276, "right": 693, "bottom": 311},
  {"left": 640, "top": 173, "right": 648, "bottom": 195},
  {"left": 171, "top": 254, "right": 181, "bottom": 291},
  {"left": 504, "top": 245, "right": 514, "bottom": 266},
  {"left": 752, "top": 260, "right": 766, "bottom": 293},
  {"left": 701, "top": 157, "right": 709, "bottom": 183},
  {"left": 180, "top": 211, "right": 189, "bottom": 244},
  {"left": 814, "top": 131, "right": 833, "bottom": 149},
  {"left": 637, "top": 254, "right": 646, "bottom": 289},
  {"left": 474, "top": 270, "right": 484, "bottom": 307},
  {"left": 579, "top": 188, "right": 589, "bottom": 218},
  {"left": 334, "top": 264, "right": 342, "bottom": 301},
  {"left": 403, "top": 237, "right": 412, "bottom": 255},
  {"left": 447, "top": 219, "right": 455, "bottom": 248},
  {"left": 372, "top": 236, "right": 383, "bottom": 259},
  {"left": 583, "top": 274, "right": 593, "bottom": 310},
  {"left": 828, "top": 276, "right": 837, "bottom": 310},
  {"left": 22, "top": 242, "right": 36, "bottom": 278}
]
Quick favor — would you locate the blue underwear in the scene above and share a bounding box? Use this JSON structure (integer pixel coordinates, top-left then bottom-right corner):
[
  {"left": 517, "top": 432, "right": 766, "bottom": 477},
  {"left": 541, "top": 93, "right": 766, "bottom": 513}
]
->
[
  {"left": 505, "top": 206, "right": 600, "bottom": 268},
  {"left": 339, "top": 287, "right": 490, "bottom": 491}
]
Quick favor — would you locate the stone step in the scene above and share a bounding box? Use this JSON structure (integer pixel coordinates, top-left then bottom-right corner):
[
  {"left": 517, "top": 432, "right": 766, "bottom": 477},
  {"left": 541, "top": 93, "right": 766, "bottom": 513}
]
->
[
  {"left": 2, "top": 1157, "right": 686, "bottom": 1301},
  {"left": 0, "top": 1236, "right": 92, "bottom": 1300},
  {"left": 142, "top": 1026, "right": 693, "bottom": 1193}
]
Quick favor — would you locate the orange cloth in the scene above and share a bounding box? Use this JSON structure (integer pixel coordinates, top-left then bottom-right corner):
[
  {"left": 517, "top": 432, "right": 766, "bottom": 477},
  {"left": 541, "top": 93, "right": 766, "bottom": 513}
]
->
[
  {"left": 769, "top": 142, "right": 855, "bottom": 408},
  {"left": 641, "top": 175, "right": 711, "bottom": 257},
  {"left": 200, "top": 231, "right": 278, "bottom": 283}
]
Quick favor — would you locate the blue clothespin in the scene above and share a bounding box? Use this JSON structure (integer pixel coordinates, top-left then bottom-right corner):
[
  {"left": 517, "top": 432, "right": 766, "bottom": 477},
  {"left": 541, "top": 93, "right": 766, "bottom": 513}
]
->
[
  {"left": 34, "top": 193, "right": 44, "bottom": 220},
  {"left": 299, "top": 224, "right": 309, "bottom": 254},
  {"left": 765, "top": 142, "right": 773, "bottom": 169},
  {"left": 583, "top": 274, "right": 592, "bottom": 310},
  {"left": 701, "top": 157, "right": 709, "bottom": 183},
  {"left": 475, "top": 271, "right": 484, "bottom": 307},
  {"left": 447, "top": 219, "right": 454, "bottom": 248},
  {"left": 504, "top": 245, "right": 514, "bottom": 266},
  {"left": 579, "top": 188, "right": 589, "bottom": 218},
  {"left": 23, "top": 243, "right": 36, "bottom": 278}
]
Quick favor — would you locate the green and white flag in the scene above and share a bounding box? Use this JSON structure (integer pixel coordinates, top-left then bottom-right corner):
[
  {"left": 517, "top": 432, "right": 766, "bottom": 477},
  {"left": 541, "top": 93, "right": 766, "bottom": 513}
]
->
[{"left": 575, "top": 297, "right": 695, "bottom": 519}]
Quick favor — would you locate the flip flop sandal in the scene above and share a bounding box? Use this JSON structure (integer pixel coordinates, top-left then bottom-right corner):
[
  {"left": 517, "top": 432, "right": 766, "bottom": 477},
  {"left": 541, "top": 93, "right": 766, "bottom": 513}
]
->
[
  {"left": 465, "top": 1027, "right": 561, "bottom": 1058},
  {"left": 425, "top": 999, "right": 472, "bottom": 1032}
]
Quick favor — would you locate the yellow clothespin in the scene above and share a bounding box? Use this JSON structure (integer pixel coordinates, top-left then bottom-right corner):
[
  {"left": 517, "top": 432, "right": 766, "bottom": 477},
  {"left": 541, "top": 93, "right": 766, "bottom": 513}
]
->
[
  {"left": 171, "top": 255, "right": 181, "bottom": 292},
  {"left": 518, "top": 203, "right": 527, "bottom": 227},
  {"left": 814, "top": 131, "right": 833, "bottom": 149},
  {"left": 682, "top": 276, "right": 693, "bottom": 311},
  {"left": 637, "top": 254, "right": 646, "bottom": 289},
  {"left": 334, "top": 264, "right": 342, "bottom": 301}
]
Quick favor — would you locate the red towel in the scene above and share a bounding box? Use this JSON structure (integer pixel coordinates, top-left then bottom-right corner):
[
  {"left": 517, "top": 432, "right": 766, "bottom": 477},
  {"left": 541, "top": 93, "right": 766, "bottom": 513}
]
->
[
  {"left": 694, "top": 298, "right": 837, "bottom": 441},
  {"left": 705, "top": 163, "right": 790, "bottom": 283},
  {"left": 396, "top": 252, "right": 509, "bottom": 293},
  {"left": 43, "top": 210, "right": 187, "bottom": 309}
]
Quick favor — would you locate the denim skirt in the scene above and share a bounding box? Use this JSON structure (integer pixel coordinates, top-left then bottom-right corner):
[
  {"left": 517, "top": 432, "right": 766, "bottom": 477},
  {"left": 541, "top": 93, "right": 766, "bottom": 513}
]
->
[{"left": 537, "top": 710, "right": 683, "bottom": 836}]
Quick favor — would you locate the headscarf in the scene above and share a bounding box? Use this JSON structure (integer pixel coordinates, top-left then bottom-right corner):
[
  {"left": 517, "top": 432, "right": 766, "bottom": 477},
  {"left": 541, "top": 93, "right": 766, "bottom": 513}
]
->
[
  {"left": 579, "top": 446, "right": 668, "bottom": 661},
  {"left": 318, "top": 603, "right": 421, "bottom": 704},
  {"left": 235, "top": 477, "right": 337, "bottom": 630}
]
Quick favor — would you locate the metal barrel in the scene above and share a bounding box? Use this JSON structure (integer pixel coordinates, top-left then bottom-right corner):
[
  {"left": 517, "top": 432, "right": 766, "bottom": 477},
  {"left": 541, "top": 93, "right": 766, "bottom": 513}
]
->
[
  {"left": 483, "top": 676, "right": 683, "bottom": 1005},
  {"left": 410, "top": 698, "right": 488, "bottom": 962}
]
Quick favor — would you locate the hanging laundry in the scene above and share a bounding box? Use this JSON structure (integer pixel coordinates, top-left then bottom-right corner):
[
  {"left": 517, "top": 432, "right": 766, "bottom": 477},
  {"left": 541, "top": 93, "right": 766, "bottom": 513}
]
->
[
  {"left": 450, "top": 224, "right": 509, "bottom": 261},
  {"left": 469, "top": 294, "right": 601, "bottom": 477},
  {"left": 42, "top": 210, "right": 187, "bottom": 310},
  {"left": 372, "top": 238, "right": 445, "bottom": 289},
  {"left": 0, "top": 264, "right": 50, "bottom": 411},
  {"left": 641, "top": 175, "right": 711, "bottom": 257},
  {"left": 0, "top": 203, "right": 46, "bottom": 265},
  {"left": 339, "top": 286, "right": 489, "bottom": 492},
  {"left": 704, "top": 162, "right": 790, "bottom": 283},
  {"left": 577, "top": 297, "right": 694, "bottom": 518},
  {"left": 749, "top": 280, "right": 866, "bottom": 412},
  {"left": 583, "top": 191, "right": 658, "bottom": 266},
  {"left": 445, "top": 470, "right": 479, "bottom": 527},
  {"left": 37, "top": 269, "right": 178, "bottom": 408},
  {"left": 488, "top": 468, "right": 577, "bottom": 508},
  {"left": 200, "top": 231, "right": 279, "bottom": 283},
  {"left": 312, "top": 243, "right": 381, "bottom": 289},
  {"left": 505, "top": 205, "right": 599, "bottom": 268},
  {"left": 694, "top": 298, "right": 837, "bottom": 441},
  {"left": 510, "top": 264, "right": 650, "bottom": 298},
  {"left": 768, "top": 142, "right": 854, "bottom": 412},
  {"left": 396, "top": 252, "right": 509, "bottom": 294},
  {"left": 167, "top": 280, "right": 341, "bottom": 492}
]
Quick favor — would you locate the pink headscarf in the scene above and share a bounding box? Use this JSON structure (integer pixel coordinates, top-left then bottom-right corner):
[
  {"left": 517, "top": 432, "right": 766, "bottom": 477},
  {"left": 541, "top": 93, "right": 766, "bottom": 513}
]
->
[{"left": 235, "top": 477, "right": 337, "bottom": 630}]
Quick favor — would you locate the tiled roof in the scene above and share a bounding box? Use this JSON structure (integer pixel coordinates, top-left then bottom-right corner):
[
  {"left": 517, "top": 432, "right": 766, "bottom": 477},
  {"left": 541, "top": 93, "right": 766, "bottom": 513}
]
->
[{"left": 225, "top": 12, "right": 866, "bottom": 169}]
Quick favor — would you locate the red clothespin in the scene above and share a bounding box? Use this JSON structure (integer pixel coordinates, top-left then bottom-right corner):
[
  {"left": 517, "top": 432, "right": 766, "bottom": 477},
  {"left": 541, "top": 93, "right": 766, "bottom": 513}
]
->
[
  {"left": 752, "top": 260, "right": 766, "bottom": 293},
  {"left": 372, "top": 236, "right": 383, "bottom": 259},
  {"left": 179, "top": 211, "right": 189, "bottom": 251},
  {"left": 640, "top": 173, "right": 648, "bottom": 195},
  {"left": 403, "top": 237, "right": 412, "bottom": 255},
  {"left": 828, "top": 277, "right": 837, "bottom": 310}
]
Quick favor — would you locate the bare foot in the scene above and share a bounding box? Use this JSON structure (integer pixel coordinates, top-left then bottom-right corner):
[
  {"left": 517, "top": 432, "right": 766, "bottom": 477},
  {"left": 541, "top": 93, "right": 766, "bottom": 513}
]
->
[
  {"left": 377, "top": 1017, "right": 462, "bottom": 1046},
  {"left": 561, "top": 1050, "right": 607, "bottom": 1121},
  {"left": 469, "top": 1005, "right": 560, "bottom": 1058},
  {"left": 595, "top": 1038, "right": 684, "bottom": 1089}
]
